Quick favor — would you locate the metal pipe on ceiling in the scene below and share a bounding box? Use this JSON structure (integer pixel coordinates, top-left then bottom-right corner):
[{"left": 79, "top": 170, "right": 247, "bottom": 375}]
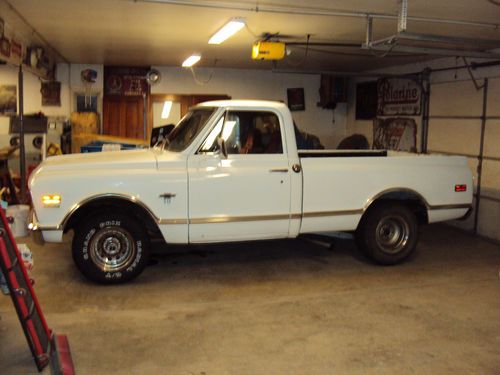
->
[
  {"left": 135, "top": 0, "right": 500, "bottom": 30},
  {"left": 273, "top": 59, "right": 500, "bottom": 77},
  {"left": 286, "top": 42, "right": 361, "bottom": 48},
  {"left": 272, "top": 68, "right": 421, "bottom": 78},
  {"left": 397, "top": 59, "right": 500, "bottom": 81},
  {"left": 367, "top": 44, "right": 500, "bottom": 59}
]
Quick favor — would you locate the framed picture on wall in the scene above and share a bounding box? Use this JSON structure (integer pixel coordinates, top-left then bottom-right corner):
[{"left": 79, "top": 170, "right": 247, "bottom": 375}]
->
[
  {"left": 287, "top": 88, "right": 305, "bottom": 111},
  {"left": 0, "top": 85, "right": 17, "bottom": 115},
  {"left": 41, "top": 81, "right": 61, "bottom": 106}
]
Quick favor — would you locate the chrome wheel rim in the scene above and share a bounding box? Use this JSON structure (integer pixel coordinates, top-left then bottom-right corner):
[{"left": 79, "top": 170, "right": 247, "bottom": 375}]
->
[
  {"left": 89, "top": 227, "right": 136, "bottom": 272},
  {"left": 375, "top": 216, "right": 410, "bottom": 254}
]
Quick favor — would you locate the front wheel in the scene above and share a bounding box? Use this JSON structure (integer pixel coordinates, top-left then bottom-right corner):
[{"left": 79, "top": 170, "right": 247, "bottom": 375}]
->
[
  {"left": 356, "top": 203, "right": 418, "bottom": 265},
  {"left": 72, "top": 212, "right": 150, "bottom": 283}
]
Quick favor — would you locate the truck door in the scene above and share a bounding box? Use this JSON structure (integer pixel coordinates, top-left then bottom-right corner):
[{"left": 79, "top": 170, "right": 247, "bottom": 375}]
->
[{"left": 187, "top": 110, "right": 292, "bottom": 242}]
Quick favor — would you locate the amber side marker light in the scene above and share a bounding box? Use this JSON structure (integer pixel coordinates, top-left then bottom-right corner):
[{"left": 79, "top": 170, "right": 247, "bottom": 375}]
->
[
  {"left": 42, "top": 194, "right": 61, "bottom": 207},
  {"left": 455, "top": 184, "right": 467, "bottom": 192}
]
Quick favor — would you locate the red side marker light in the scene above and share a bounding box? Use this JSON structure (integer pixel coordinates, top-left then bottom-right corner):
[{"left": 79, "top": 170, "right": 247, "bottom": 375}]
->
[{"left": 455, "top": 184, "right": 467, "bottom": 192}]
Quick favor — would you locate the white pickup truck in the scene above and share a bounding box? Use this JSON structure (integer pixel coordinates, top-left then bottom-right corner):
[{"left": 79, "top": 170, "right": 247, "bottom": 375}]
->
[{"left": 29, "top": 100, "right": 473, "bottom": 283}]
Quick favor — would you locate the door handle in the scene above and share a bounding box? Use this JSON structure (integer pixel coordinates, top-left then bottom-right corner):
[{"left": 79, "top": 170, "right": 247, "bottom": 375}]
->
[
  {"left": 159, "top": 193, "right": 176, "bottom": 199},
  {"left": 269, "top": 168, "right": 289, "bottom": 173},
  {"left": 159, "top": 193, "right": 176, "bottom": 203}
]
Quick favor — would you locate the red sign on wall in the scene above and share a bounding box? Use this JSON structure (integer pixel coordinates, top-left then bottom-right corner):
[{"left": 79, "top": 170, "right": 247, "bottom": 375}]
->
[{"left": 104, "top": 66, "right": 149, "bottom": 96}]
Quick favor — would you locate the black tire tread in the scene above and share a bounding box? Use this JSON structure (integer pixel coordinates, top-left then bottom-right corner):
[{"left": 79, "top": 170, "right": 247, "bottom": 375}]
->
[
  {"left": 72, "top": 211, "right": 150, "bottom": 284},
  {"left": 356, "top": 203, "right": 418, "bottom": 265}
]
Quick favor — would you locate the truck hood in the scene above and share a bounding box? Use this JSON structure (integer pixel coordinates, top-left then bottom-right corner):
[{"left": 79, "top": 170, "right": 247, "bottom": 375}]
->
[{"left": 33, "top": 149, "right": 158, "bottom": 174}]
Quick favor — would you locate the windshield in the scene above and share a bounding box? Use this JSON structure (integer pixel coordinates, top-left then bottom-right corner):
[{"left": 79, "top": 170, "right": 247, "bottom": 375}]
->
[{"left": 162, "top": 108, "right": 216, "bottom": 152}]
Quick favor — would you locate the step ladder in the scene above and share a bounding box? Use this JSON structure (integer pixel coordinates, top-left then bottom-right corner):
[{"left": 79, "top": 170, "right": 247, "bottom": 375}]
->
[{"left": 0, "top": 207, "right": 75, "bottom": 374}]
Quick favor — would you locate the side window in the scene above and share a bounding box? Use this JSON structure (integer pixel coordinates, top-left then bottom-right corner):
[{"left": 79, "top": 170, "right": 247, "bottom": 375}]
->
[
  {"left": 228, "top": 111, "right": 284, "bottom": 154},
  {"left": 199, "top": 110, "right": 283, "bottom": 154}
]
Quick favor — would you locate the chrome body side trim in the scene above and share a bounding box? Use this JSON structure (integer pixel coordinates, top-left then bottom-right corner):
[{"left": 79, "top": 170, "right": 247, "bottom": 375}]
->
[
  {"left": 189, "top": 213, "right": 293, "bottom": 224},
  {"left": 302, "top": 209, "right": 363, "bottom": 218},
  {"left": 52, "top": 190, "right": 471, "bottom": 230},
  {"left": 159, "top": 218, "right": 189, "bottom": 225}
]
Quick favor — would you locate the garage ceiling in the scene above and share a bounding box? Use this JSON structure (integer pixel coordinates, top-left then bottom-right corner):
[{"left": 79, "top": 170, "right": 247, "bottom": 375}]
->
[{"left": 2, "top": 0, "right": 500, "bottom": 72}]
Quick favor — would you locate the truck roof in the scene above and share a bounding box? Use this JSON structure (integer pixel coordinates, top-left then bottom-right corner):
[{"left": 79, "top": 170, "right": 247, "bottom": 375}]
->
[{"left": 196, "top": 99, "right": 287, "bottom": 109}]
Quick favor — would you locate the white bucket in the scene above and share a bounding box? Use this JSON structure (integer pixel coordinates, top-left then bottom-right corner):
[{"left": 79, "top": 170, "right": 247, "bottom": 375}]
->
[{"left": 6, "top": 204, "right": 30, "bottom": 238}]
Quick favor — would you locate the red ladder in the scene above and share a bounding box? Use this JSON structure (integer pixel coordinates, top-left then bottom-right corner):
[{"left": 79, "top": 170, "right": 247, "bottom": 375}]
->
[{"left": 0, "top": 208, "right": 75, "bottom": 374}]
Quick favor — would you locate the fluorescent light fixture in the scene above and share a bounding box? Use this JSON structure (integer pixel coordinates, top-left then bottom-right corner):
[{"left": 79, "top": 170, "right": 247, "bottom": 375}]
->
[
  {"left": 208, "top": 18, "right": 245, "bottom": 45},
  {"left": 182, "top": 54, "right": 201, "bottom": 67},
  {"left": 161, "top": 101, "right": 173, "bottom": 119}
]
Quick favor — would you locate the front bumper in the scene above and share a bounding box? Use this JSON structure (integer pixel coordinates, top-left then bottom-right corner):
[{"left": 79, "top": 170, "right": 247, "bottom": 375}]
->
[
  {"left": 28, "top": 209, "right": 45, "bottom": 245},
  {"left": 28, "top": 209, "right": 64, "bottom": 243}
]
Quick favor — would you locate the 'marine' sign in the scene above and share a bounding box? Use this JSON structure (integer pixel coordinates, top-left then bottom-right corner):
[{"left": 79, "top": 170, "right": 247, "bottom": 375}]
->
[{"left": 377, "top": 78, "right": 422, "bottom": 116}]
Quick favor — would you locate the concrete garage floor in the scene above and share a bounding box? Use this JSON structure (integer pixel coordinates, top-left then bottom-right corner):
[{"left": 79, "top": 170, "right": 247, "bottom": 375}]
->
[{"left": 0, "top": 224, "right": 499, "bottom": 374}]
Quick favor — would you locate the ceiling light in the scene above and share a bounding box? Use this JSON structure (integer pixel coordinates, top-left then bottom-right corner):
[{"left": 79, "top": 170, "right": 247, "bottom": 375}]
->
[
  {"left": 208, "top": 18, "right": 245, "bottom": 45},
  {"left": 182, "top": 54, "right": 201, "bottom": 67},
  {"left": 161, "top": 101, "right": 173, "bottom": 119}
]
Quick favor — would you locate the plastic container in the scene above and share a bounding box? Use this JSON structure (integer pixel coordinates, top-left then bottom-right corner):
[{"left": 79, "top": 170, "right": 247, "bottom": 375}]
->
[
  {"left": 0, "top": 243, "right": 33, "bottom": 294},
  {"left": 6, "top": 204, "right": 30, "bottom": 238},
  {"left": 81, "top": 141, "right": 140, "bottom": 153},
  {"left": 102, "top": 143, "right": 122, "bottom": 152}
]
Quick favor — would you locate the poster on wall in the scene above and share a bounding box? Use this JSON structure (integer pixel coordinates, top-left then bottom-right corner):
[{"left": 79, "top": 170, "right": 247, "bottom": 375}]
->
[
  {"left": 377, "top": 78, "right": 421, "bottom": 116},
  {"left": 287, "top": 88, "right": 305, "bottom": 111},
  {"left": 104, "top": 66, "right": 149, "bottom": 96},
  {"left": 373, "top": 117, "right": 417, "bottom": 152},
  {"left": 41, "top": 81, "right": 61, "bottom": 106},
  {"left": 0, "top": 85, "right": 17, "bottom": 115}
]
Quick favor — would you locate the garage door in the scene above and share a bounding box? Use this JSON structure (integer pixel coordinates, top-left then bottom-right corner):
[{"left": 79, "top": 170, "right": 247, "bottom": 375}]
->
[{"left": 427, "top": 77, "right": 500, "bottom": 241}]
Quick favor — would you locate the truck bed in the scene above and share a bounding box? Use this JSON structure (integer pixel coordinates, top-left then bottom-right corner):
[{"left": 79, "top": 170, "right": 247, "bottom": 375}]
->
[{"left": 298, "top": 151, "right": 472, "bottom": 233}]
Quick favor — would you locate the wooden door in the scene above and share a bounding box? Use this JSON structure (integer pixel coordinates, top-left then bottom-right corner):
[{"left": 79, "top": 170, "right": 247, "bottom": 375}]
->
[{"left": 103, "top": 95, "right": 145, "bottom": 139}]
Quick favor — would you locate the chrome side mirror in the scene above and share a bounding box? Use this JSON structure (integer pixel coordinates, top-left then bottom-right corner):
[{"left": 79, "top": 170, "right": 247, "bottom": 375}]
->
[{"left": 216, "top": 136, "right": 228, "bottom": 159}]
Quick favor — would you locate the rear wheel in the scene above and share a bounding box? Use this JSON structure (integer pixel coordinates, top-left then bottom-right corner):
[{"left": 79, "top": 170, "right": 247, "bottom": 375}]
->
[
  {"left": 72, "top": 212, "right": 150, "bottom": 283},
  {"left": 356, "top": 203, "right": 418, "bottom": 265}
]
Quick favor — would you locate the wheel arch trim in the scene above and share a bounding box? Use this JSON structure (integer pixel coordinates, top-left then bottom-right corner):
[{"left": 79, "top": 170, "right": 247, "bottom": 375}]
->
[{"left": 60, "top": 193, "right": 160, "bottom": 231}]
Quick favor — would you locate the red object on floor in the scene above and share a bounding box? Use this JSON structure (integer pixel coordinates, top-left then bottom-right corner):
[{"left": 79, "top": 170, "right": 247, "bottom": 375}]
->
[
  {"left": 51, "top": 334, "right": 76, "bottom": 375},
  {"left": 0, "top": 208, "right": 75, "bottom": 374}
]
